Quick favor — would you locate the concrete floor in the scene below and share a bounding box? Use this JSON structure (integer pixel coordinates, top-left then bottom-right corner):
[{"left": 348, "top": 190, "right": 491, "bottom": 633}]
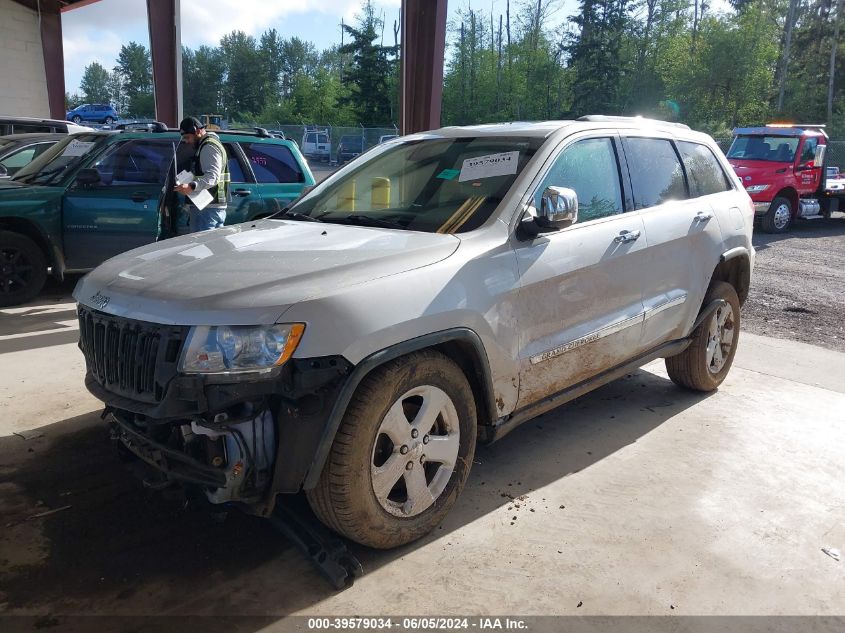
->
[{"left": 1, "top": 283, "right": 844, "bottom": 621}]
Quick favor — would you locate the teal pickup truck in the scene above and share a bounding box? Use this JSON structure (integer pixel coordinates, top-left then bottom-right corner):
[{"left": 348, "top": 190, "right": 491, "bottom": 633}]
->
[{"left": 0, "top": 128, "right": 315, "bottom": 306}]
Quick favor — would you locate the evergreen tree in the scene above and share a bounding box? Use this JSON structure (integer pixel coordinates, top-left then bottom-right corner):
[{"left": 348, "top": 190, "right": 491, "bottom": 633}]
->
[{"left": 339, "top": 1, "right": 398, "bottom": 126}]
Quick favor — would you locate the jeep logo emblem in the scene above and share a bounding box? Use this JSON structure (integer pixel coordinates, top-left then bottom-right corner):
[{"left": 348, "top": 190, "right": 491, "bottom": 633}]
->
[{"left": 90, "top": 291, "right": 110, "bottom": 310}]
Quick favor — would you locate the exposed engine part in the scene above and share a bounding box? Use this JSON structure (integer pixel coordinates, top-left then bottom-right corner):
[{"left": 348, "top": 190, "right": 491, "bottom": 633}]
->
[
  {"left": 195, "top": 408, "right": 276, "bottom": 504},
  {"left": 799, "top": 198, "right": 821, "bottom": 218}
]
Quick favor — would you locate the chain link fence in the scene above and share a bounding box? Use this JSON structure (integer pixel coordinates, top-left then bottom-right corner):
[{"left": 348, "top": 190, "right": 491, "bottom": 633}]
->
[{"left": 228, "top": 121, "right": 399, "bottom": 162}]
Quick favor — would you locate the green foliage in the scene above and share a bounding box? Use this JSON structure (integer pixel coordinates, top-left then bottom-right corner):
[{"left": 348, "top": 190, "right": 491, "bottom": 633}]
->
[
  {"left": 79, "top": 62, "right": 112, "bottom": 104},
  {"left": 339, "top": 1, "right": 398, "bottom": 126}
]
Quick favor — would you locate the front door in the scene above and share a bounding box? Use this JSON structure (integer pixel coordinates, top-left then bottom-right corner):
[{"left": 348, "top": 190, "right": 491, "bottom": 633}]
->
[
  {"left": 63, "top": 139, "right": 172, "bottom": 270},
  {"left": 512, "top": 135, "right": 649, "bottom": 409}
]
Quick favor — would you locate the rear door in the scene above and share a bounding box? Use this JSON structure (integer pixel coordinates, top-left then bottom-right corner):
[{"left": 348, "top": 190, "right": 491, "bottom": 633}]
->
[
  {"left": 512, "top": 133, "right": 649, "bottom": 408},
  {"left": 621, "top": 136, "right": 725, "bottom": 348},
  {"left": 62, "top": 139, "right": 172, "bottom": 269}
]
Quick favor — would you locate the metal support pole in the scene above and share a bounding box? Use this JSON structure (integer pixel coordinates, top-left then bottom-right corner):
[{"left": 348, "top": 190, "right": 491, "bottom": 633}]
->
[
  {"left": 40, "top": 0, "right": 66, "bottom": 120},
  {"left": 400, "top": 0, "right": 448, "bottom": 134},
  {"left": 147, "top": 0, "right": 182, "bottom": 126}
]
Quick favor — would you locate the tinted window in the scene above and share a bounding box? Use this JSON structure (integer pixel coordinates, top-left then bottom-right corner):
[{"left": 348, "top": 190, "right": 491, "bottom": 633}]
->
[
  {"left": 305, "top": 133, "right": 316, "bottom": 144},
  {"left": 626, "top": 138, "right": 687, "bottom": 209},
  {"left": 13, "top": 124, "right": 53, "bottom": 134},
  {"left": 535, "top": 137, "right": 623, "bottom": 223},
  {"left": 800, "top": 137, "right": 818, "bottom": 164},
  {"left": 317, "top": 134, "right": 329, "bottom": 144},
  {"left": 677, "top": 141, "right": 732, "bottom": 197},
  {"left": 243, "top": 142, "right": 303, "bottom": 183},
  {"left": 92, "top": 140, "right": 173, "bottom": 185}
]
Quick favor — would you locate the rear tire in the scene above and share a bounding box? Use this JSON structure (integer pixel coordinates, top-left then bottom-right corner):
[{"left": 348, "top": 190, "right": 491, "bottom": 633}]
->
[
  {"left": 72, "top": 115, "right": 82, "bottom": 124},
  {"left": 307, "top": 350, "right": 477, "bottom": 549},
  {"left": 105, "top": 117, "right": 114, "bottom": 125},
  {"left": 0, "top": 231, "right": 48, "bottom": 307},
  {"left": 665, "top": 281, "right": 740, "bottom": 392},
  {"left": 760, "top": 196, "right": 792, "bottom": 233}
]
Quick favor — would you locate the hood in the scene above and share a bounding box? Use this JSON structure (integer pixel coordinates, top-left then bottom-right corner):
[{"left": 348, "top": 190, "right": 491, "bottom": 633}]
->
[
  {"left": 73, "top": 219, "right": 461, "bottom": 325},
  {"left": 728, "top": 159, "right": 792, "bottom": 184}
]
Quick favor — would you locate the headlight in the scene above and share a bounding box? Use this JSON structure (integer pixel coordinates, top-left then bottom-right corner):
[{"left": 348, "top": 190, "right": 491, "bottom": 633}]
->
[
  {"left": 745, "top": 184, "right": 770, "bottom": 193},
  {"left": 179, "top": 323, "right": 305, "bottom": 374}
]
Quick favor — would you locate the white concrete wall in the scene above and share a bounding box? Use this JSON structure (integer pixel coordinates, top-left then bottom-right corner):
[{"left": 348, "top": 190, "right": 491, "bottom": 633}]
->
[{"left": 0, "top": 0, "right": 50, "bottom": 118}]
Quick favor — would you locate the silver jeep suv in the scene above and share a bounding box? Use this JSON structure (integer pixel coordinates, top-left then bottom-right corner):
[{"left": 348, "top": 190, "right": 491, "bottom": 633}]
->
[{"left": 74, "top": 116, "right": 754, "bottom": 549}]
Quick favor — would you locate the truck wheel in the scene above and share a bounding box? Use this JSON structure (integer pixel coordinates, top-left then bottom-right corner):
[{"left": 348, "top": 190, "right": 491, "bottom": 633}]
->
[
  {"left": 307, "top": 350, "right": 477, "bottom": 549},
  {"left": 665, "top": 281, "right": 740, "bottom": 392},
  {"left": 760, "top": 197, "right": 792, "bottom": 233},
  {"left": 0, "top": 231, "right": 48, "bottom": 307}
]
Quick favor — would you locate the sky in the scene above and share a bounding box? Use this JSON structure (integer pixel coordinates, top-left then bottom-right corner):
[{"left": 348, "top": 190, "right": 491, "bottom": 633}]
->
[{"left": 61, "top": 0, "right": 580, "bottom": 95}]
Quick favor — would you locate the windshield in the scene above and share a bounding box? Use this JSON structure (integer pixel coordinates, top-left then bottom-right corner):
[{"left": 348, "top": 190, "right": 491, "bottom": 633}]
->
[
  {"left": 289, "top": 135, "right": 541, "bottom": 233},
  {"left": 12, "top": 134, "right": 105, "bottom": 185},
  {"left": 727, "top": 135, "right": 799, "bottom": 163}
]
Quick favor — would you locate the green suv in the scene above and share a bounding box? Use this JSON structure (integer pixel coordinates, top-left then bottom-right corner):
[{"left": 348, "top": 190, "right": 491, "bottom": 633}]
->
[{"left": 0, "top": 128, "right": 315, "bottom": 306}]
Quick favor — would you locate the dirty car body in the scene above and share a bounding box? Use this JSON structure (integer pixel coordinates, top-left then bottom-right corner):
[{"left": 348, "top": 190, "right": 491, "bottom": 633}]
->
[{"left": 74, "top": 117, "right": 755, "bottom": 547}]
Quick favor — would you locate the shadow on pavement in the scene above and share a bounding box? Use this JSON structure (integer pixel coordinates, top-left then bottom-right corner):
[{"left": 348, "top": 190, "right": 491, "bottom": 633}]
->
[{"left": 0, "top": 367, "right": 712, "bottom": 623}]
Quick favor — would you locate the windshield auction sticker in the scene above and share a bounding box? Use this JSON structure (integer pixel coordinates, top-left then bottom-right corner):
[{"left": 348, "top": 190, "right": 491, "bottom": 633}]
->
[
  {"left": 459, "top": 151, "right": 519, "bottom": 182},
  {"left": 62, "top": 140, "right": 96, "bottom": 157}
]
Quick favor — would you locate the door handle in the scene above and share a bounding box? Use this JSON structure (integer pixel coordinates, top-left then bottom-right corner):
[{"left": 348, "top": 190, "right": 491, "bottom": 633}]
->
[
  {"left": 614, "top": 229, "right": 641, "bottom": 243},
  {"left": 695, "top": 211, "right": 714, "bottom": 222},
  {"left": 232, "top": 189, "right": 251, "bottom": 196},
  {"left": 130, "top": 192, "right": 148, "bottom": 202}
]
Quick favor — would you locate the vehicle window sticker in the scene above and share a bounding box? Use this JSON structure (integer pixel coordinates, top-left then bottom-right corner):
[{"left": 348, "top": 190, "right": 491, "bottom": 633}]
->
[
  {"left": 459, "top": 151, "right": 519, "bottom": 182},
  {"left": 62, "top": 140, "right": 96, "bottom": 157}
]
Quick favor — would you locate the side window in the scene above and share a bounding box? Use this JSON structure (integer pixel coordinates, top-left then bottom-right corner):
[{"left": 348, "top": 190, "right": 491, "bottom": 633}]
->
[
  {"left": 625, "top": 137, "right": 687, "bottom": 209},
  {"left": 243, "top": 142, "right": 304, "bottom": 183},
  {"left": 91, "top": 140, "right": 173, "bottom": 186},
  {"left": 222, "top": 143, "right": 246, "bottom": 183},
  {"left": 800, "top": 137, "right": 818, "bottom": 164},
  {"left": 677, "top": 141, "right": 732, "bottom": 197},
  {"left": 535, "top": 137, "right": 623, "bottom": 223},
  {"left": 0, "top": 146, "right": 39, "bottom": 174}
]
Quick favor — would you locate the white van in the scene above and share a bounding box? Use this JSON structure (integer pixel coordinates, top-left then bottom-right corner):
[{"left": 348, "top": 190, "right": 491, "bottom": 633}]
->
[{"left": 301, "top": 128, "right": 331, "bottom": 162}]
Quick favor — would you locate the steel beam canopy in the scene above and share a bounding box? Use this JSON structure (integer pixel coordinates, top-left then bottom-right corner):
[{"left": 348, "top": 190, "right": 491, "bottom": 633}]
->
[
  {"left": 146, "top": 0, "right": 182, "bottom": 127},
  {"left": 400, "top": 0, "right": 448, "bottom": 135}
]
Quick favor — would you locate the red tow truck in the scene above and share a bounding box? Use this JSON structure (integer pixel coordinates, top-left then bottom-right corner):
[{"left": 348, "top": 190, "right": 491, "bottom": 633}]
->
[{"left": 727, "top": 124, "right": 845, "bottom": 233}]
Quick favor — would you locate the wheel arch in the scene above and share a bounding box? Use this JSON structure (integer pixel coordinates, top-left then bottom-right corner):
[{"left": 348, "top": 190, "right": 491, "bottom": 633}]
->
[
  {"left": 302, "top": 327, "right": 497, "bottom": 490},
  {"left": 710, "top": 248, "right": 751, "bottom": 305},
  {"left": 0, "top": 217, "right": 63, "bottom": 278}
]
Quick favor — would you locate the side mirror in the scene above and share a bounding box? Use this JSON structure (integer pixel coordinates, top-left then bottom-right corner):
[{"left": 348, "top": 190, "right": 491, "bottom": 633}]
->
[
  {"left": 517, "top": 187, "right": 579, "bottom": 240},
  {"left": 75, "top": 168, "right": 101, "bottom": 187},
  {"left": 540, "top": 186, "right": 578, "bottom": 226},
  {"left": 815, "top": 144, "right": 826, "bottom": 167}
]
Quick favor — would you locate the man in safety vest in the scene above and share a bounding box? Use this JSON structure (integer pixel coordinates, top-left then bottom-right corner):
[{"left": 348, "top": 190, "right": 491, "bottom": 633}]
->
[{"left": 174, "top": 116, "right": 230, "bottom": 232}]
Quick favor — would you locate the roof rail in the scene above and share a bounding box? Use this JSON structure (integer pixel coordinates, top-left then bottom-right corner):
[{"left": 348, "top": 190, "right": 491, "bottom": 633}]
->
[
  {"left": 115, "top": 121, "right": 169, "bottom": 133},
  {"left": 577, "top": 115, "right": 690, "bottom": 130}
]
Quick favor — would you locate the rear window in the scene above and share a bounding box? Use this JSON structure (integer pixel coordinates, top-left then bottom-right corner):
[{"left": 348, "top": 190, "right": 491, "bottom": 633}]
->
[
  {"left": 625, "top": 137, "right": 687, "bottom": 209},
  {"left": 317, "top": 134, "right": 329, "bottom": 144},
  {"left": 242, "top": 142, "right": 304, "bottom": 183},
  {"left": 677, "top": 141, "right": 732, "bottom": 197}
]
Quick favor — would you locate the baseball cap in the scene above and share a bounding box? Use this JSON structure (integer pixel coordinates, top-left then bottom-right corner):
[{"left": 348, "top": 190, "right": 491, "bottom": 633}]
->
[{"left": 179, "top": 116, "right": 206, "bottom": 134}]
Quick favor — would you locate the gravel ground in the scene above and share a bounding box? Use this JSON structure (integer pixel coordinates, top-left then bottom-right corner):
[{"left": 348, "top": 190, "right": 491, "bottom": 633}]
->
[{"left": 742, "top": 213, "right": 845, "bottom": 352}]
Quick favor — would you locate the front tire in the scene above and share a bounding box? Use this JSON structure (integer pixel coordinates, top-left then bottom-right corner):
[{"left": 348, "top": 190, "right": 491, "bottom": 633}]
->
[
  {"left": 761, "top": 196, "right": 792, "bottom": 233},
  {"left": 665, "top": 282, "right": 740, "bottom": 392},
  {"left": 307, "top": 350, "right": 477, "bottom": 549},
  {"left": 0, "top": 231, "right": 47, "bottom": 307}
]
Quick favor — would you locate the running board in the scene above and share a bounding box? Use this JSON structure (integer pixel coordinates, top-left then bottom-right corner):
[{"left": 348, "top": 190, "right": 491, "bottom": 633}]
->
[
  {"left": 269, "top": 496, "right": 363, "bottom": 590},
  {"left": 480, "top": 338, "right": 691, "bottom": 444}
]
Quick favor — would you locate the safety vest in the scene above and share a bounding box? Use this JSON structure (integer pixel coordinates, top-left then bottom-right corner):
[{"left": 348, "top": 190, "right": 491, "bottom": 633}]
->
[{"left": 194, "top": 133, "right": 230, "bottom": 205}]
